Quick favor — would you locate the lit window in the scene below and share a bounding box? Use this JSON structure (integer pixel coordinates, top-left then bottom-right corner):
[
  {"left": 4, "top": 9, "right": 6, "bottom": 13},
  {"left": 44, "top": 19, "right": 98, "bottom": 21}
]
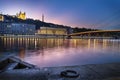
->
[{"left": 7, "top": 25, "right": 11, "bottom": 28}]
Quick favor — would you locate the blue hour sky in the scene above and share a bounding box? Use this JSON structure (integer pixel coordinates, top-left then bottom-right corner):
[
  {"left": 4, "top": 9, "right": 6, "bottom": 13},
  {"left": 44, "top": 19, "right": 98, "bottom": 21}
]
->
[{"left": 0, "top": 0, "right": 120, "bottom": 29}]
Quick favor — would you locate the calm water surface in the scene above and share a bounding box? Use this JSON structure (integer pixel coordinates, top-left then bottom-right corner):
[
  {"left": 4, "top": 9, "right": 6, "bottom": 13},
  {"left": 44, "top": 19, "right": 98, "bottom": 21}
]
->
[{"left": 0, "top": 38, "right": 120, "bottom": 67}]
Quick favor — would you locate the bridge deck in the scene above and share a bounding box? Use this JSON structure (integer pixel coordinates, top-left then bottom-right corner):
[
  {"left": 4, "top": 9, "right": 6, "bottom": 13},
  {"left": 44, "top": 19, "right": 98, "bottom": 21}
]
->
[{"left": 69, "top": 30, "right": 120, "bottom": 36}]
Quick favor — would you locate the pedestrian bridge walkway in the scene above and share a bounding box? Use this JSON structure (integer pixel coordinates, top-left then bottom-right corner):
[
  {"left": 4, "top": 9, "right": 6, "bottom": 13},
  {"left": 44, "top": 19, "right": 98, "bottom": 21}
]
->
[{"left": 69, "top": 30, "right": 120, "bottom": 36}]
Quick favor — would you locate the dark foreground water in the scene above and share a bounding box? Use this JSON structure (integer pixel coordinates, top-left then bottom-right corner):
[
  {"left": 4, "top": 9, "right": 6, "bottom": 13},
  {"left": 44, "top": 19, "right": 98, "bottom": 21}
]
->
[{"left": 0, "top": 38, "right": 120, "bottom": 67}]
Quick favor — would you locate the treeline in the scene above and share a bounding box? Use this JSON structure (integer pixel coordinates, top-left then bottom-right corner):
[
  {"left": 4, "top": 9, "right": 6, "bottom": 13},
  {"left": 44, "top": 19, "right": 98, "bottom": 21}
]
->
[{"left": 72, "top": 27, "right": 98, "bottom": 33}]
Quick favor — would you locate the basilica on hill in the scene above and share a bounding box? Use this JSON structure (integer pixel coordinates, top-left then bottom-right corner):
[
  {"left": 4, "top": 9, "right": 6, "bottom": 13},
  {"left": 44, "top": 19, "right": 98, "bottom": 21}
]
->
[
  {"left": 0, "top": 11, "right": 72, "bottom": 36},
  {"left": 0, "top": 11, "right": 26, "bottom": 21},
  {"left": 16, "top": 11, "right": 26, "bottom": 20}
]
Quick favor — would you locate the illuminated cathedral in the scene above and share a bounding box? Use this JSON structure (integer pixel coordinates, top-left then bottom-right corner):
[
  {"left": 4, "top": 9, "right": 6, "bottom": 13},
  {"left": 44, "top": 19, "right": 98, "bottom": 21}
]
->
[
  {"left": 0, "top": 11, "right": 26, "bottom": 21},
  {"left": 0, "top": 14, "right": 4, "bottom": 21},
  {"left": 16, "top": 11, "right": 26, "bottom": 20}
]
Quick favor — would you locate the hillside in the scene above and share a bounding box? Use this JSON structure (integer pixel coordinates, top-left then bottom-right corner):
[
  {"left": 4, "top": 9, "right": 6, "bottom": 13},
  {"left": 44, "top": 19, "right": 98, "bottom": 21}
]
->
[{"left": 2, "top": 14, "right": 98, "bottom": 34}]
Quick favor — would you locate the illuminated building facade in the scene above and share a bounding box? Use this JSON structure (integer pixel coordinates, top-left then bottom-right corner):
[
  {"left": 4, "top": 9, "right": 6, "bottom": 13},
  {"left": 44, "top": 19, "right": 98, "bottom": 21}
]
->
[
  {"left": 0, "top": 14, "right": 4, "bottom": 21},
  {"left": 36, "top": 27, "right": 67, "bottom": 35},
  {"left": 0, "top": 11, "right": 26, "bottom": 22},
  {"left": 0, "top": 22, "right": 35, "bottom": 35},
  {"left": 16, "top": 11, "right": 26, "bottom": 20}
]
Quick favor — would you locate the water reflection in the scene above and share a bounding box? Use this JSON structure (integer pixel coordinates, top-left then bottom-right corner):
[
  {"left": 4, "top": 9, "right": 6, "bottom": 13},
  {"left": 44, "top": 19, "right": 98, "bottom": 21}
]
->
[
  {"left": 0, "top": 37, "right": 120, "bottom": 67},
  {"left": 0, "top": 38, "right": 65, "bottom": 51}
]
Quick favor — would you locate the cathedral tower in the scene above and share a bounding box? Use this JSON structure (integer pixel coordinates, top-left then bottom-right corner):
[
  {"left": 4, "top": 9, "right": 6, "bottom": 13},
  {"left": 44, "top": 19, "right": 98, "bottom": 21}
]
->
[
  {"left": 0, "top": 13, "right": 4, "bottom": 21},
  {"left": 17, "top": 11, "right": 26, "bottom": 20},
  {"left": 42, "top": 14, "right": 44, "bottom": 22}
]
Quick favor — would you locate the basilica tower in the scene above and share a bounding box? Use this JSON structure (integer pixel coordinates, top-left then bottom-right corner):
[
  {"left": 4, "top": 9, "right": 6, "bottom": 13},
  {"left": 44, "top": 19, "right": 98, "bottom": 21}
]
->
[{"left": 17, "top": 11, "right": 26, "bottom": 20}]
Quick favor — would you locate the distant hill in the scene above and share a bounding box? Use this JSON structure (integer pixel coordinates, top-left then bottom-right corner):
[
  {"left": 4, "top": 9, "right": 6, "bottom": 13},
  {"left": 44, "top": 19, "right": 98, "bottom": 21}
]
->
[
  {"left": 72, "top": 27, "right": 98, "bottom": 33},
  {"left": 2, "top": 14, "right": 73, "bottom": 34},
  {"left": 3, "top": 15, "right": 71, "bottom": 29},
  {"left": 2, "top": 14, "right": 98, "bottom": 34}
]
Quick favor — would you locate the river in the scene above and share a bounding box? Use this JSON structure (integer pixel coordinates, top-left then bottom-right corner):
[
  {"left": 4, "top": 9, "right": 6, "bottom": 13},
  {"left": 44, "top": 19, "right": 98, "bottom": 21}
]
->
[{"left": 0, "top": 38, "right": 120, "bottom": 67}]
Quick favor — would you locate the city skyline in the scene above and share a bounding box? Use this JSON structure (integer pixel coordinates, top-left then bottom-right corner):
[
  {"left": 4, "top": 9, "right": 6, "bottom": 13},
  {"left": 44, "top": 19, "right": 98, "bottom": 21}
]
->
[{"left": 0, "top": 0, "right": 120, "bottom": 29}]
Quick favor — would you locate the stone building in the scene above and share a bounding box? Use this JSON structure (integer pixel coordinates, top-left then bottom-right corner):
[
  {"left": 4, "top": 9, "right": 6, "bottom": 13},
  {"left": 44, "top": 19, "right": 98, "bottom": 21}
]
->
[
  {"left": 16, "top": 11, "right": 26, "bottom": 20},
  {"left": 0, "top": 22, "right": 35, "bottom": 35},
  {"left": 36, "top": 27, "right": 67, "bottom": 35},
  {"left": 0, "top": 14, "right": 4, "bottom": 21}
]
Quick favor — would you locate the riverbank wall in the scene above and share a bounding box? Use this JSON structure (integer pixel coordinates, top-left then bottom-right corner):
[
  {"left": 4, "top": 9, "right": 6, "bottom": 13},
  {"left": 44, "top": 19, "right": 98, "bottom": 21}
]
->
[{"left": 0, "top": 56, "right": 120, "bottom": 80}]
